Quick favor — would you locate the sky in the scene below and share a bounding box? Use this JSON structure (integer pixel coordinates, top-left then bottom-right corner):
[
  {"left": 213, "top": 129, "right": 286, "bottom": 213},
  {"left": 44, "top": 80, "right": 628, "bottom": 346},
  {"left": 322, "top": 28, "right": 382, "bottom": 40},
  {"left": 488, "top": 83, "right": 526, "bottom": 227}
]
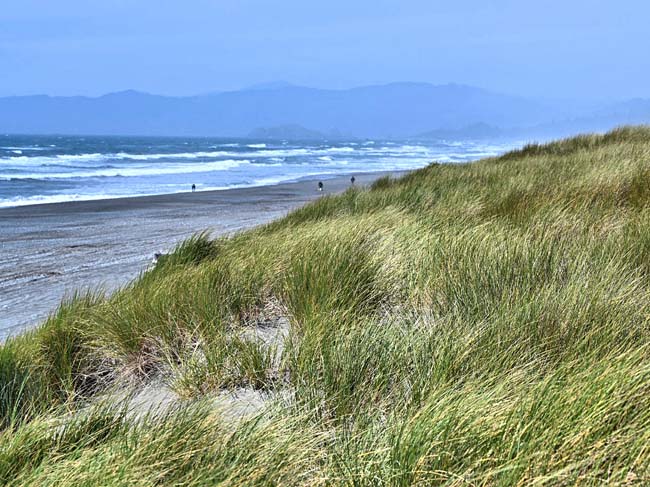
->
[{"left": 1, "top": 0, "right": 649, "bottom": 100}]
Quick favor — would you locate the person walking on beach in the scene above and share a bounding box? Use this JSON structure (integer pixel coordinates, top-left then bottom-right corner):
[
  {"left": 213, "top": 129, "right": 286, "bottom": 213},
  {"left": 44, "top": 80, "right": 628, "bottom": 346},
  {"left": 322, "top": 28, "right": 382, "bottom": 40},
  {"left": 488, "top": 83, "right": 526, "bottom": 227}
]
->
[
  {"left": 318, "top": 181, "right": 323, "bottom": 191},
  {"left": 191, "top": 184, "right": 196, "bottom": 192},
  {"left": 350, "top": 176, "right": 356, "bottom": 185}
]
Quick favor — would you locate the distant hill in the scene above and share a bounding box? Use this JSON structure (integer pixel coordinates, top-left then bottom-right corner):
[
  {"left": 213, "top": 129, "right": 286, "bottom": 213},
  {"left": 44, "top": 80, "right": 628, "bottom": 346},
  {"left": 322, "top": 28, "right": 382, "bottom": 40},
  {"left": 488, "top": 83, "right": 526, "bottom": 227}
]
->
[
  {"left": 500, "top": 100, "right": 650, "bottom": 140},
  {"left": 0, "top": 83, "right": 648, "bottom": 138},
  {"left": 0, "top": 83, "right": 545, "bottom": 138}
]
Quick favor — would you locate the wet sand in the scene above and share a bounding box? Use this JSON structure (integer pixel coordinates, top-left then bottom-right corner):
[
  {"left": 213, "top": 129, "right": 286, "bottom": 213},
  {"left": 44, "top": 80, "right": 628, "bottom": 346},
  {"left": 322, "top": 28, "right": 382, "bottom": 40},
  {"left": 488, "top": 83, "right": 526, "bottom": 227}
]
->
[{"left": 0, "top": 172, "right": 403, "bottom": 339}]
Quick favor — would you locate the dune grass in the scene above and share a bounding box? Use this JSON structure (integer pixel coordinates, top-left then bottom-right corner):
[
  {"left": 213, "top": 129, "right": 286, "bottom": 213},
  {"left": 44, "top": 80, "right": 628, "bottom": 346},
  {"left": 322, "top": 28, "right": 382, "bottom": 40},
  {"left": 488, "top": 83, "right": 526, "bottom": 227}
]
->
[{"left": 1, "top": 126, "right": 650, "bottom": 485}]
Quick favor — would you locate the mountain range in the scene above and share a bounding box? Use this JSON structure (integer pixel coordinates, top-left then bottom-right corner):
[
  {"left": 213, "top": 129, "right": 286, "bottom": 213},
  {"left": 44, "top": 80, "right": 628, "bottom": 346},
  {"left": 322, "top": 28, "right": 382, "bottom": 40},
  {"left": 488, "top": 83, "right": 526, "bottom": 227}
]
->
[{"left": 1, "top": 82, "right": 649, "bottom": 139}]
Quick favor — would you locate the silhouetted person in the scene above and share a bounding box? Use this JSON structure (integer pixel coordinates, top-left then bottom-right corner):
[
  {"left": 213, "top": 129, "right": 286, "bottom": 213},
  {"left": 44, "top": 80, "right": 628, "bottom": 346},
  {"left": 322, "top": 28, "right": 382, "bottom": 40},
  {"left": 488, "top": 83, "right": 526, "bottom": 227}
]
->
[
  {"left": 350, "top": 176, "right": 356, "bottom": 185},
  {"left": 191, "top": 184, "right": 196, "bottom": 192},
  {"left": 318, "top": 181, "right": 323, "bottom": 191}
]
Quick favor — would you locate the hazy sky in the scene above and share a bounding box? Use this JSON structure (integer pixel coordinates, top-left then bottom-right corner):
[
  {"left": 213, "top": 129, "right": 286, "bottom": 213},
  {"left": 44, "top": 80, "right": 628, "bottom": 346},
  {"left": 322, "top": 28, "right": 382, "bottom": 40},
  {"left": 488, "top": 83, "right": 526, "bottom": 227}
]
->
[{"left": 1, "top": 0, "right": 648, "bottom": 99}]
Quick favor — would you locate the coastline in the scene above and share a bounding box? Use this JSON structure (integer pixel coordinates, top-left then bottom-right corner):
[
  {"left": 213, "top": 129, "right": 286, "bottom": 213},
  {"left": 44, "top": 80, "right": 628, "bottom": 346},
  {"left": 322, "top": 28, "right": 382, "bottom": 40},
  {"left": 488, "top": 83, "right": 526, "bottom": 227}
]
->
[{"left": 0, "top": 171, "right": 406, "bottom": 339}]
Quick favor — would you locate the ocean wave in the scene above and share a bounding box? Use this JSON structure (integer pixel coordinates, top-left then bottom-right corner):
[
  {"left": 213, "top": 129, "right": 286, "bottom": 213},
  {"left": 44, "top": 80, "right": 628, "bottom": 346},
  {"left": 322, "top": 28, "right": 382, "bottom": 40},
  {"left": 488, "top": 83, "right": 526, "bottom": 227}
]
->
[
  {"left": 0, "top": 146, "right": 48, "bottom": 151},
  {"left": 0, "top": 144, "right": 437, "bottom": 168},
  {"left": 241, "top": 146, "right": 383, "bottom": 158},
  {"left": 1, "top": 159, "right": 250, "bottom": 181},
  {"left": 250, "top": 162, "right": 284, "bottom": 167},
  {"left": 113, "top": 151, "right": 235, "bottom": 160},
  {"left": 253, "top": 148, "right": 310, "bottom": 157},
  {"left": 383, "top": 145, "right": 431, "bottom": 153},
  {"left": 0, "top": 151, "right": 244, "bottom": 166},
  {"left": 1, "top": 153, "right": 107, "bottom": 166},
  {"left": 0, "top": 194, "right": 115, "bottom": 208}
]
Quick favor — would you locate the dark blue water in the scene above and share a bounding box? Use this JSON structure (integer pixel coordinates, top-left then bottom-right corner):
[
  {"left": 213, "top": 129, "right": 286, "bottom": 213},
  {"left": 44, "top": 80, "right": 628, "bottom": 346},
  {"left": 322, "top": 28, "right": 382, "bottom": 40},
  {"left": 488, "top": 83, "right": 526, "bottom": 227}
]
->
[{"left": 0, "top": 134, "right": 520, "bottom": 207}]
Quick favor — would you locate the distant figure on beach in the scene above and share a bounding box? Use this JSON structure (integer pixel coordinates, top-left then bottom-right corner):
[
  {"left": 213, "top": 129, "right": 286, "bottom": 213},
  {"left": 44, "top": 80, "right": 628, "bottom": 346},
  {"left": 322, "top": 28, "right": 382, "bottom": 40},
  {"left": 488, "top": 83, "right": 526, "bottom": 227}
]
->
[
  {"left": 191, "top": 184, "right": 196, "bottom": 192},
  {"left": 318, "top": 181, "right": 323, "bottom": 191},
  {"left": 350, "top": 176, "right": 356, "bottom": 185}
]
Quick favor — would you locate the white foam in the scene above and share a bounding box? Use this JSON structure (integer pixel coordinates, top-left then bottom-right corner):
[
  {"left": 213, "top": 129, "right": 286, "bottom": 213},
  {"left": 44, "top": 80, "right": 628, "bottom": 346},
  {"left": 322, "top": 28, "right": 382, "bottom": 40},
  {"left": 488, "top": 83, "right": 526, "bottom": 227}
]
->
[
  {"left": 1, "top": 159, "right": 250, "bottom": 181},
  {"left": 1, "top": 151, "right": 244, "bottom": 167},
  {"left": 252, "top": 148, "right": 310, "bottom": 158},
  {"left": 0, "top": 193, "right": 129, "bottom": 208},
  {"left": 250, "top": 162, "right": 283, "bottom": 167},
  {"left": 247, "top": 143, "right": 267, "bottom": 148},
  {"left": 0, "top": 145, "right": 432, "bottom": 169},
  {"left": 114, "top": 151, "right": 235, "bottom": 160},
  {"left": 1, "top": 146, "right": 47, "bottom": 151},
  {"left": 1, "top": 153, "right": 107, "bottom": 166},
  {"left": 239, "top": 146, "right": 357, "bottom": 158}
]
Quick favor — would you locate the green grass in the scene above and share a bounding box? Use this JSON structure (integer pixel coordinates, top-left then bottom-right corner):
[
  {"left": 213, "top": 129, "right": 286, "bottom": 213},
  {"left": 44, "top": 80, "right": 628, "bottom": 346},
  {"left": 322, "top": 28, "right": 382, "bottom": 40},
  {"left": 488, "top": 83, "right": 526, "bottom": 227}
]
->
[{"left": 1, "top": 126, "right": 650, "bottom": 485}]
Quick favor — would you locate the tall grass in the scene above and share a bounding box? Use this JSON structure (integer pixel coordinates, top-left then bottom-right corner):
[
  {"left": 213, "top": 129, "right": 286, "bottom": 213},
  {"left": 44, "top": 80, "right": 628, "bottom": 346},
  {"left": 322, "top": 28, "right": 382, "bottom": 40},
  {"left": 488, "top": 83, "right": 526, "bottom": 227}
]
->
[{"left": 1, "top": 126, "right": 650, "bottom": 484}]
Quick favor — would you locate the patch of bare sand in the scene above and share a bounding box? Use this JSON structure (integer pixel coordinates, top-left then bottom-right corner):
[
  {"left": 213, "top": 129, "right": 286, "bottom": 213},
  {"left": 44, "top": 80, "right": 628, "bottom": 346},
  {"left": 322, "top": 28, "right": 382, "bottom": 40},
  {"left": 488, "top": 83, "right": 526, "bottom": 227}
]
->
[{"left": 115, "top": 307, "right": 291, "bottom": 421}]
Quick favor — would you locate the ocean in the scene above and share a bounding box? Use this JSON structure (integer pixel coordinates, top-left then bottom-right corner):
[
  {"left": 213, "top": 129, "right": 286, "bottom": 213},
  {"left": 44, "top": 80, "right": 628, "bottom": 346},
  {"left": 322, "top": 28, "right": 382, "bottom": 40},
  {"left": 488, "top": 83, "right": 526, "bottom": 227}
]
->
[{"left": 0, "top": 134, "right": 521, "bottom": 208}]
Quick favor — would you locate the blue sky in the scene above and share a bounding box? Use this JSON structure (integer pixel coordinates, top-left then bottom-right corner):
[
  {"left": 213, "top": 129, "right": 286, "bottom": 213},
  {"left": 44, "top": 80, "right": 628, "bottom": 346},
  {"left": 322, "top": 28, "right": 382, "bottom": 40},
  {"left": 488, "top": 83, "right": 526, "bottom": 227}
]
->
[{"left": 1, "top": 0, "right": 648, "bottom": 99}]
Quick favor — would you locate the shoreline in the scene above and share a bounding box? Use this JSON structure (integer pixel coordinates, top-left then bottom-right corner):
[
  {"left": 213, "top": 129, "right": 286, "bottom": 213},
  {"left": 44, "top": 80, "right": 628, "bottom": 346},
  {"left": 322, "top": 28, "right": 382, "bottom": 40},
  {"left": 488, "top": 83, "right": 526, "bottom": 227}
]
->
[
  {"left": 0, "top": 170, "right": 407, "bottom": 212},
  {"left": 0, "top": 170, "right": 399, "bottom": 213},
  {"left": 0, "top": 170, "right": 406, "bottom": 339}
]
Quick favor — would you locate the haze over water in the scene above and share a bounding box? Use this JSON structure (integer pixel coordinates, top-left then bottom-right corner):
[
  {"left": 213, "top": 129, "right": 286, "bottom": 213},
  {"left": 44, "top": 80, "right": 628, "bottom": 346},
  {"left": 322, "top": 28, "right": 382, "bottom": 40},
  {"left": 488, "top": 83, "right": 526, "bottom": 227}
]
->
[{"left": 0, "top": 135, "right": 521, "bottom": 208}]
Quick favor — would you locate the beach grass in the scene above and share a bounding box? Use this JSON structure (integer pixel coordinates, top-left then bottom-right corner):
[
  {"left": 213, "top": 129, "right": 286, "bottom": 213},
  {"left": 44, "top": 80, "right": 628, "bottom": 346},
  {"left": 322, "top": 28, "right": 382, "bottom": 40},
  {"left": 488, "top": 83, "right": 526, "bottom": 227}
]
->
[{"left": 1, "top": 126, "right": 650, "bottom": 485}]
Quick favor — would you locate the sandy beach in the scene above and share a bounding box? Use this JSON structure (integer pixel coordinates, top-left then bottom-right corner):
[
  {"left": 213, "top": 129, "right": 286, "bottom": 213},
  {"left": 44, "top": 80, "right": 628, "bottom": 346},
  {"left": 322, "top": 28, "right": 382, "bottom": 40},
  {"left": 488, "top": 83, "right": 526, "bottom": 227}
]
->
[{"left": 0, "top": 172, "right": 403, "bottom": 339}]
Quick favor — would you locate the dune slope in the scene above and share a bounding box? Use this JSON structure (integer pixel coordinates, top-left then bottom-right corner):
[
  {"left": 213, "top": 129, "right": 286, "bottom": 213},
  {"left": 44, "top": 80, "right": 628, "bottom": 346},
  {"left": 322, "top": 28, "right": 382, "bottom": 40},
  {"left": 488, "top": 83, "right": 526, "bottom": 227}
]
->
[{"left": 1, "top": 127, "right": 650, "bottom": 485}]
